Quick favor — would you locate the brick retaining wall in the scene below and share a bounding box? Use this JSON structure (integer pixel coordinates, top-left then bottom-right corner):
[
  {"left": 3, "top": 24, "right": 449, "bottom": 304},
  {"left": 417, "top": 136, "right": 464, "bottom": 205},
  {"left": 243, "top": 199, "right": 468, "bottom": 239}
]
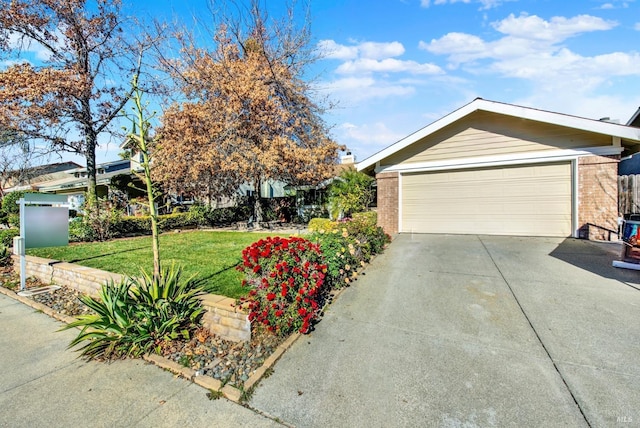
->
[{"left": 12, "top": 255, "right": 250, "bottom": 342}]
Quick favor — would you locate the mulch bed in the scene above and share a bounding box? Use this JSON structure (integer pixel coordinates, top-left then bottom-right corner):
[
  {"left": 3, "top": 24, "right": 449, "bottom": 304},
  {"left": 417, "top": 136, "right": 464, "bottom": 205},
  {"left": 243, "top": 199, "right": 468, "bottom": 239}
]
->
[{"left": 0, "top": 265, "right": 285, "bottom": 389}]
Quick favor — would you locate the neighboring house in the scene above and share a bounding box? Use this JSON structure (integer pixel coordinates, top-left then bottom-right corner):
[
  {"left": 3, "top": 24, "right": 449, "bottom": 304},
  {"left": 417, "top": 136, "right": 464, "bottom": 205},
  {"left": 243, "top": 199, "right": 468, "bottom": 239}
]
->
[
  {"left": 1, "top": 161, "right": 81, "bottom": 195},
  {"left": 618, "top": 106, "right": 640, "bottom": 175},
  {"left": 358, "top": 98, "right": 640, "bottom": 241},
  {"left": 15, "top": 159, "right": 133, "bottom": 211}
]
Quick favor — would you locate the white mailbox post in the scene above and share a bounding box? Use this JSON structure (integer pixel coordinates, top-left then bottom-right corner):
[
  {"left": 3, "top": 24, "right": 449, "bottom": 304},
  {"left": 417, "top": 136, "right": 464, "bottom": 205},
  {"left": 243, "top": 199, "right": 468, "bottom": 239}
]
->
[{"left": 16, "top": 193, "right": 69, "bottom": 291}]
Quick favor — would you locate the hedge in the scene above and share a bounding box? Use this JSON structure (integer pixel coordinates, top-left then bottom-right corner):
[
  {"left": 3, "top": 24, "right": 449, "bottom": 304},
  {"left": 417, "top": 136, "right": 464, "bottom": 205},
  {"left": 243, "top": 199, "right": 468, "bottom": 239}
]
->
[{"left": 0, "top": 228, "right": 19, "bottom": 247}]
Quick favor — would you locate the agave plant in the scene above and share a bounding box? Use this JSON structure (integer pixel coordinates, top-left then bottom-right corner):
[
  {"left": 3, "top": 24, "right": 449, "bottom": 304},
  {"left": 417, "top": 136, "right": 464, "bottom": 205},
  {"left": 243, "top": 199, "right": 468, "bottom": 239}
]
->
[
  {"left": 0, "top": 245, "right": 9, "bottom": 267},
  {"left": 63, "top": 264, "right": 204, "bottom": 360}
]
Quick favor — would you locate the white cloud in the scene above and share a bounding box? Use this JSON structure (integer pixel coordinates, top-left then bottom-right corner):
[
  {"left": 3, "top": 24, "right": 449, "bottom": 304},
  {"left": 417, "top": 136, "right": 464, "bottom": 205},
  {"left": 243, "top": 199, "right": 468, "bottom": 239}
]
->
[
  {"left": 596, "top": 0, "right": 632, "bottom": 9},
  {"left": 635, "top": 22, "right": 640, "bottom": 30},
  {"left": 421, "top": 0, "right": 511, "bottom": 10},
  {"left": 5, "top": 29, "right": 66, "bottom": 62},
  {"left": 321, "top": 77, "right": 415, "bottom": 102},
  {"left": 337, "top": 122, "right": 406, "bottom": 153},
  {"left": 336, "top": 58, "right": 443, "bottom": 75},
  {"left": 359, "top": 41, "right": 405, "bottom": 60},
  {"left": 318, "top": 40, "right": 404, "bottom": 60},
  {"left": 421, "top": 14, "right": 623, "bottom": 74},
  {"left": 320, "top": 39, "right": 442, "bottom": 77},
  {"left": 492, "top": 13, "right": 616, "bottom": 41},
  {"left": 317, "top": 40, "right": 358, "bottom": 60}
]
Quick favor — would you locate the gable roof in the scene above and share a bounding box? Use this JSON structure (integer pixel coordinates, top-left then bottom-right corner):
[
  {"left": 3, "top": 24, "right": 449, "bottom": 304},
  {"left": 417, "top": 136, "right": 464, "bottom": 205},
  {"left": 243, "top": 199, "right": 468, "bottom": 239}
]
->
[
  {"left": 357, "top": 98, "right": 640, "bottom": 172},
  {"left": 627, "top": 107, "right": 640, "bottom": 128}
]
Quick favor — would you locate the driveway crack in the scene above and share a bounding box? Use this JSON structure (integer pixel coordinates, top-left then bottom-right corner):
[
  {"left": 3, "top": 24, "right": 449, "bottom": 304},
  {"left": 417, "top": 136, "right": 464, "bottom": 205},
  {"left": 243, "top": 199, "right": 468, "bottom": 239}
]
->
[{"left": 477, "top": 236, "right": 593, "bottom": 428}]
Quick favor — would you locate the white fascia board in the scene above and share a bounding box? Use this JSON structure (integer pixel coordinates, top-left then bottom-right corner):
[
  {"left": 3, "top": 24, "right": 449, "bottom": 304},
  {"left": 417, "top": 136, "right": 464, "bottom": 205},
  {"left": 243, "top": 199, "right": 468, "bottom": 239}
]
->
[
  {"left": 357, "top": 101, "right": 479, "bottom": 171},
  {"left": 478, "top": 99, "right": 640, "bottom": 141},
  {"left": 380, "top": 146, "right": 622, "bottom": 174},
  {"left": 357, "top": 98, "right": 640, "bottom": 172}
]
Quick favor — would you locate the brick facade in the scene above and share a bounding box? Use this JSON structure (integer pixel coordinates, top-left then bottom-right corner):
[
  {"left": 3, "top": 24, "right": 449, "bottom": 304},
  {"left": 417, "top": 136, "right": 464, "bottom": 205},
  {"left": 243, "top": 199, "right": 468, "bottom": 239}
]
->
[
  {"left": 376, "top": 171, "right": 399, "bottom": 235},
  {"left": 578, "top": 155, "right": 620, "bottom": 241}
]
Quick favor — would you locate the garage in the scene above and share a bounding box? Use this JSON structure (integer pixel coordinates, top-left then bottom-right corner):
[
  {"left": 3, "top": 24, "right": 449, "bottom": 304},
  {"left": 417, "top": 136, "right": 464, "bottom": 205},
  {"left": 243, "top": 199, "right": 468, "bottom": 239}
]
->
[
  {"left": 359, "top": 99, "right": 640, "bottom": 240},
  {"left": 401, "top": 162, "right": 572, "bottom": 237}
]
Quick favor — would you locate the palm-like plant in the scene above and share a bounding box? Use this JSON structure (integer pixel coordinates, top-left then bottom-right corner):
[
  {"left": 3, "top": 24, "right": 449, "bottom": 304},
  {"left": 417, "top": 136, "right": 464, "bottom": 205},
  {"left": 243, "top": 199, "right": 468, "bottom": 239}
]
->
[{"left": 63, "top": 265, "right": 204, "bottom": 360}]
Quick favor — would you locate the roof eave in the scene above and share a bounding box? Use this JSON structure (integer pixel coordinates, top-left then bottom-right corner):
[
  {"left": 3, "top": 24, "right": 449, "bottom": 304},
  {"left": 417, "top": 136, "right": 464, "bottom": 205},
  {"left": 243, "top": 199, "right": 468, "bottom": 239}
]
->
[{"left": 356, "top": 98, "right": 640, "bottom": 172}]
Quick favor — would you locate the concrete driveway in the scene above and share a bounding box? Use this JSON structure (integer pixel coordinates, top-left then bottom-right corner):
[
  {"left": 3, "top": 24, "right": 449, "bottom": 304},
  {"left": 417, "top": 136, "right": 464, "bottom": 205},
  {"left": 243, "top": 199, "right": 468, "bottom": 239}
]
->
[{"left": 249, "top": 234, "right": 640, "bottom": 427}]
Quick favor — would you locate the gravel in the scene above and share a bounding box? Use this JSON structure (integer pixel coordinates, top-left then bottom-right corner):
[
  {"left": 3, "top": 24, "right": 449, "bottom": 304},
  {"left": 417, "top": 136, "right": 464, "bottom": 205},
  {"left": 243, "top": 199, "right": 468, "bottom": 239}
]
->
[{"left": 0, "top": 265, "right": 285, "bottom": 389}]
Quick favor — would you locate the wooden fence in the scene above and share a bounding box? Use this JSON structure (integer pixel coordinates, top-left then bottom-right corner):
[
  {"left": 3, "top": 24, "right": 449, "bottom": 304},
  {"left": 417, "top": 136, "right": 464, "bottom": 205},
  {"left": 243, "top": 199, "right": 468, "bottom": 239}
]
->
[{"left": 619, "top": 175, "right": 640, "bottom": 215}]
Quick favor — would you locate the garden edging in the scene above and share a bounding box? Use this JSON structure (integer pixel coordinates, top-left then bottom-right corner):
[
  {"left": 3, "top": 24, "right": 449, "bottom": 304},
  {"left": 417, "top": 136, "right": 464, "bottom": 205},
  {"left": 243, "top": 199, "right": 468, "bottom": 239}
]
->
[
  {"left": 11, "top": 254, "right": 250, "bottom": 342},
  {"left": 0, "top": 283, "right": 300, "bottom": 403}
]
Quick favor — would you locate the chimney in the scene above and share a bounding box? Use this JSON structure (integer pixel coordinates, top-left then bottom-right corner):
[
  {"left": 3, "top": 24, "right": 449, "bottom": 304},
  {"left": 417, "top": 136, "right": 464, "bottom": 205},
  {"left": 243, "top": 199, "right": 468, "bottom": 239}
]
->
[{"left": 340, "top": 151, "right": 355, "bottom": 165}]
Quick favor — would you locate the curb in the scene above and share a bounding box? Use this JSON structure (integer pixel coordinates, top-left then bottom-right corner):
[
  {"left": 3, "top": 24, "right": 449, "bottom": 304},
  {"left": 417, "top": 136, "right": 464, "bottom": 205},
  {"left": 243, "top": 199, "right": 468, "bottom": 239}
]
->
[
  {"left": 0, "top": 284, "right": 302, "bottom": 403},
  {"left": 0, "top": 285, "right": 77, "bottom": 325},
  {"left": 143, "top": 331, "right": 302, "bottom": 403}
]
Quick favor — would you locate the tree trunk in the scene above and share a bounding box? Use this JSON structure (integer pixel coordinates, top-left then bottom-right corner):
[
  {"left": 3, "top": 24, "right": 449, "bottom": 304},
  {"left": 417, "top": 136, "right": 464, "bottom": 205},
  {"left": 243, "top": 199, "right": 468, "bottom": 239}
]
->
[
  {"left": 253, "top": 179, "right": 263, "bottom": 225},
  {"left": 85, "top": 138, "right": 98, "bottom": 204}
]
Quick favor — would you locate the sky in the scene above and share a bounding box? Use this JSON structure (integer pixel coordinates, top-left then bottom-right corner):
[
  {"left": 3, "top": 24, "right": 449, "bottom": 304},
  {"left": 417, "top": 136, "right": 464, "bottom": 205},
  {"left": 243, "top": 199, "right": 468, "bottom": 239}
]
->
[{"left": 6, "top": 0, "right": 640, "bottom": 166}]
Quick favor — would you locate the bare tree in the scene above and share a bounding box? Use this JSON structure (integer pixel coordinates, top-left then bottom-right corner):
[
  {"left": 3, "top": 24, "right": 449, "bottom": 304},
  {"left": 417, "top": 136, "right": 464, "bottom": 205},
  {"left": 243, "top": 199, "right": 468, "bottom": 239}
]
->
[
  {"left": 154, "top": 0, "right": 341, "bottom": 223},
  {"left": 0, "top": 0, "right": 143, "bottom": 204}
]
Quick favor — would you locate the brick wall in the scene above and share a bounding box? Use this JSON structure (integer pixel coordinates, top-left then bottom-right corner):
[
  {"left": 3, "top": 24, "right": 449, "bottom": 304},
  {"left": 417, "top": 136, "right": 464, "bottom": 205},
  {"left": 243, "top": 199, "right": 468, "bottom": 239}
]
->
[
  {"left": 578, "top": 155, "right": 620, "bottom": 241},
  {"left": 12, "top": 255, "right": 250, "bottom": 342},
  {"left": 376, "top": 171, "right": 399, "bottom": 235}
]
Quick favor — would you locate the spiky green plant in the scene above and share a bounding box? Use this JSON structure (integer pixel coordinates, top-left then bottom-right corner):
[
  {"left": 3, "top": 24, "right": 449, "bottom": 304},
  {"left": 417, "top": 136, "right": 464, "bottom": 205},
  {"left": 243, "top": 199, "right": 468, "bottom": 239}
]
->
[
  {"left": 0, "top": 244, "right": 10, "bottom": 267},
  {"left": 63, "top": 264, "right": 204, "bottom": 360}
]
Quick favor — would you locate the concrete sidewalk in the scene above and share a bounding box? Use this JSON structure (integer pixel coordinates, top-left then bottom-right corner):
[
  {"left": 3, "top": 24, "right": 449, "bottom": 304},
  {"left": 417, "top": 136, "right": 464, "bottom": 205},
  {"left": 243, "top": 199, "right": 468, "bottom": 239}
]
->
[
  {"left": 248, "top": 234, "right": 640, "bottom": 427},
  {"left": 0, "top": 293, "right": 280, "bottom": 428}
]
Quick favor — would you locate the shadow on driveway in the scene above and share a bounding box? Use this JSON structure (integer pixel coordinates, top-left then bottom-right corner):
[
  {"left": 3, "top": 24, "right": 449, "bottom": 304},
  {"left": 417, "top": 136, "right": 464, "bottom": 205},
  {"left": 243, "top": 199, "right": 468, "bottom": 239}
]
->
[{"left": 548, "top": 238, "right": 640, "bottom": 287}]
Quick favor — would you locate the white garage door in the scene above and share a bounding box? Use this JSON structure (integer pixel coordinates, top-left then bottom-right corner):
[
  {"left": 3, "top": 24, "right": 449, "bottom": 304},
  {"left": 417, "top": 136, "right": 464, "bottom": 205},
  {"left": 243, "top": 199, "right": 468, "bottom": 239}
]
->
[{"left": 401, "top": 162, "right": 572, "bottom": 237}]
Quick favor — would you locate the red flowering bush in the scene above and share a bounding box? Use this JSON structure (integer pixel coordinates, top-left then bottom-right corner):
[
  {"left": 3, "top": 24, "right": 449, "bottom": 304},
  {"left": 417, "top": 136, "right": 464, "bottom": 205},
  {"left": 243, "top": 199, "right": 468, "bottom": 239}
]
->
[{"left": 237, "top": 236, "right": 328, "bottom": 336}]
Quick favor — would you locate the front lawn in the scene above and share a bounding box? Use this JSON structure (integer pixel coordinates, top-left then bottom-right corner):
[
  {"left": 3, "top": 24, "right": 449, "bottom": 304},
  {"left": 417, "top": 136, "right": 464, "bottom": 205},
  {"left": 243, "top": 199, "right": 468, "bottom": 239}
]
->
[{"left": 27, "top": 231, "right": 274, "bottom": 299}]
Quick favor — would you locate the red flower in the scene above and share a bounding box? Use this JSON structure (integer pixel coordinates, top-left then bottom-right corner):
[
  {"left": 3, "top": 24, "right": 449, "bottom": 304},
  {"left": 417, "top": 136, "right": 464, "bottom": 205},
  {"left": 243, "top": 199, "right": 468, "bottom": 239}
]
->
[
  {"left": 266, "top": 292, "right": 276, "bottom": 301},
  {"left": 253, "top": 265, "right": 261, "bottom": 273},
  {"left": 298, "top": 308, "right": 307, "bottom": 317},
  {"left": 275, "top": 309, "right": 284, "bottom": 317}
]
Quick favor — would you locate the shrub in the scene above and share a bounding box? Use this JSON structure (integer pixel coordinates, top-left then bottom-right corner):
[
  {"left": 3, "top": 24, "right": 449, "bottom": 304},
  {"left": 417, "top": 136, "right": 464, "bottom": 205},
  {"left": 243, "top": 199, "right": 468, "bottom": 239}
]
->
[
  {"left": 307, "top": 228, "right": 360, "bottom": 289},
  {"left": 157, "top": 212, "right": 197, "bottom": 231},
  {"left": 343, "top": 212, "right": 390, "bottom": 257},
  {"left": 0, "top": 245, "right": 10, "bottom": 267},
  {"left": 237, "top": 236, "right": 328, "bottom": 336},
  {"left": 111, "top": 215, "right": 151, "bottom": 236},
  {"left": 187, "top": 203, "right": 210, "bottom": 227},
  {"left": 328, "top": 169, "right": 375, "bottom": 218},
  {"left": 307, "top": 212, "right": 390, "bottom": 288},
  {"left": 69, "top": 217, "right": 95, "bottom": 242},
  {"left": 63, "top": 265, "right": 204, "bottom": 360},
  {"left": 82, "top": 195, "right": 123, "bottom": 241},
  {"left": 0, "top": 228, "right": 19, "bottom": 247},
  {"left": 308, "top": 218, "right": 338, "bottom": 232},
  {"left": 207, "top": 207, "right": 237, "bottom": 225},
  {"left": 1, "top": 190, "right": 26, "bottom": 227}
]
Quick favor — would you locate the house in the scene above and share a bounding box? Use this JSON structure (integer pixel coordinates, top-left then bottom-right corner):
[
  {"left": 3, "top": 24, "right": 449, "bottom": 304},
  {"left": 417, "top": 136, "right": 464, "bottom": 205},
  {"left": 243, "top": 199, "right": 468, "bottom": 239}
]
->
[
  {"left": 38, "top": 159, "right": 133, "bottom": 210},
  {"left": 357, "top": 98, "right": 640, "bottom": 240},
  {"left": 1, "top": 161, "right": 81, "bottom": 196},
  {"left": 618, "top": 106, "right": 640, "bottom": 175}
]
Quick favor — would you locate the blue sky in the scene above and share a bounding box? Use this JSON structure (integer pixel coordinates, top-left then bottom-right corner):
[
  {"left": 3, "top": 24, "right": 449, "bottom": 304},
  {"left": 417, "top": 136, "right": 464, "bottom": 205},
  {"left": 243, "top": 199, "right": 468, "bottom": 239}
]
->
[{"left": 7, "top": 0, "right": 640, "bottom": 166}]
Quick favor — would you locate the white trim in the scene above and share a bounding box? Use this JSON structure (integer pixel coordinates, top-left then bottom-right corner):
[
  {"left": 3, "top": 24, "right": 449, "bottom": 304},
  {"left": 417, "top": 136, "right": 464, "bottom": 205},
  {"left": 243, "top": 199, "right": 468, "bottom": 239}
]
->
[
  {"left": 358, "top": 98, "right": 640, "bottom": 172},
  {"left": 376, "top": 146, "right": 622, "bottom": 175},
  {"left": 572, "top": 159, "right": 579, "bottom": 238},
  {"left": 398, "top": 173, "right": 403, "bottom": 233}
]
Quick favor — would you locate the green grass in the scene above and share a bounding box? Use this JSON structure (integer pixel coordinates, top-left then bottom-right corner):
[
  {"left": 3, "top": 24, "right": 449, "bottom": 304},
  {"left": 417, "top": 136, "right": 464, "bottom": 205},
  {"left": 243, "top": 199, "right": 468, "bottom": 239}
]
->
[{"left": 27, "top": 231, "right": 277, "bottom": 299}]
